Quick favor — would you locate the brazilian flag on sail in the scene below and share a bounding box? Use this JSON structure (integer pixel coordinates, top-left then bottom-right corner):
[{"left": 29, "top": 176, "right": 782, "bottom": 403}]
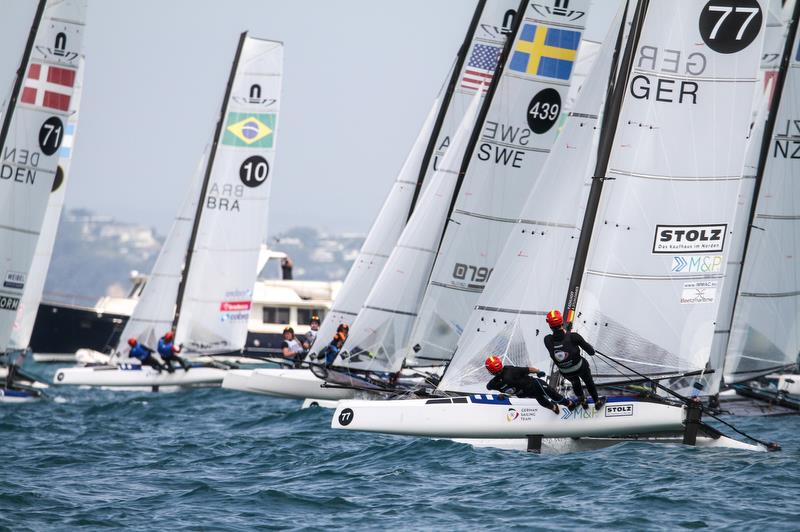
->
[{"left": 222, "top": 112, "right": 276, "bottom": 148}]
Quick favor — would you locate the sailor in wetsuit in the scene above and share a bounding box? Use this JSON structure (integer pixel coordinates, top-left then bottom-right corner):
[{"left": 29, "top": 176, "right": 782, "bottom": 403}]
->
[
  {"left": 484, "top": 355, "right": 575, "bottom": 414},
  {"left": 127, "top": 337, "right": 165, "bottom": 372},
  {"left": 543, "top": 310, "right": 606, "bottom": 410},
  {"left": 157, "top": 331, "right": 190, "bottom": 373}
]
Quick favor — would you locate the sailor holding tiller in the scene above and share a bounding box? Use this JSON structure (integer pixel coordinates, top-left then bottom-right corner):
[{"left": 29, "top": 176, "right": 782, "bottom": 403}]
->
[
  {"left": 158, "top": 330, "right": 190, "bottom": 372},
  {"left": 484, "top": 355, "right": 575, "bottom": 414},
  {"left": 543, "top": 310, "right": 606, "bottom": 410}
]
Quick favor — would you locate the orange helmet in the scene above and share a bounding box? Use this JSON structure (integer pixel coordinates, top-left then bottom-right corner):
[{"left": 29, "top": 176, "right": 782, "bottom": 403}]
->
[
  {"left": 546, "top": 310, "right": 563, "bottom": 328},
  {"left": 485, "top": 355, "right": 503, "bottom": 375},
  {"left": 127, "top": 337, "right": 137, "bottom": 347},
  {"left": 164, "top": 331, "right": 174, "bottom": 342}
]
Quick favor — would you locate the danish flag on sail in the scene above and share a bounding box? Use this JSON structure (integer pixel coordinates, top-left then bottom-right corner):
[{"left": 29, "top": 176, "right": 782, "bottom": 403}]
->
[{"left": 20, "top": 62, "right": 76, "bottom": 112}]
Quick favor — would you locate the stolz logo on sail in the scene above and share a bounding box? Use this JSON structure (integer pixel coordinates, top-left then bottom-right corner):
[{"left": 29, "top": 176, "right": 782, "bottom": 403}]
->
[
  {"left": 605, "top": 404, "right": 633, "bottom": 417},
  {"left": 653, "top": 224, "right": 726, "bottom": 254}
]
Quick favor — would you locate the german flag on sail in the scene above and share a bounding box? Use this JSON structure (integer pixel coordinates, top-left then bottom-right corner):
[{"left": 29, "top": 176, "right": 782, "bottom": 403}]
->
[{"left": 509, "top": 24, "right": 580, "bottom": 80}]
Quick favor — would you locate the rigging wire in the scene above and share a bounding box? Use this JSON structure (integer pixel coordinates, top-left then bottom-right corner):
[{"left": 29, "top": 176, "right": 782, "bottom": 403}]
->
[{"left": 594, "top": 350, "right": 781, "bottom": 451}]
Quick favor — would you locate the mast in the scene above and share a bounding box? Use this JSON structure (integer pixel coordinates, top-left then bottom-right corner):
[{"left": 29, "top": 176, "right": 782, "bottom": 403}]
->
[
  {"left": 723, "top": 0, "right": 800, "bottom": 345},
  {"left": 0, "top": 0, "right": 47, "bottom": 155},
  {"left": 437, "top": 0, "right": 528, "bottom": 247},
  {"left": 172, "top": 31, "right": 248, "bottom": 329},
  {"left": 562, "top": 0, "right": 648, "bottom": 329},
  {"left": 408, "top": 0, "right": 487, "bottom": 220}
]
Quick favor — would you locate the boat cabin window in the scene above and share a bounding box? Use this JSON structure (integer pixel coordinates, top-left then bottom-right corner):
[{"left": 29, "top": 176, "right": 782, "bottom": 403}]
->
[
  {"left": 262, "top": 306, "right": 290, "bottom": 324},
  {"left": 297, "top": 308, "right": 325, "bottom": 325}
]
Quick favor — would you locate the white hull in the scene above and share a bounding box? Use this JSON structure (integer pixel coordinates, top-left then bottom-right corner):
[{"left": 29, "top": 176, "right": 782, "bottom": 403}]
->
[
  {"left": 333, "top": 395, "right": 687, "bottom": 439},
  {"left": 54, "top": 365, "right": 226, "bottom": 388},
  {"left": 455, "top": 434, "right": 764, "bottom": 453},
  {"left": 0, "top": 389, "right": 42, "bottom": 403},
  {"left": 222, "top": 368, "right": 354, "bottom": 401}
]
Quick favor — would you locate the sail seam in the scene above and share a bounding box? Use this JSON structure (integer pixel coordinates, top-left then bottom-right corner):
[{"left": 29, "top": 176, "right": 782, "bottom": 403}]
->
[
  {"left": 586, "top": 270, "right": 724, "bottom": 281},
  {"left": 608, "top": 168, "right": 741, "bottom": 181},
  {"left": 430, "top": 281, "right": 483, "bottom": 293},
  {"left": 740, "top": 290, "right": 800, "bottom": 298},
  {"left": 474, "top": 305, "right": 545, "bottom": 315},
  {"left": 362, "top": 305, "right": 417, "bottom": 317}
]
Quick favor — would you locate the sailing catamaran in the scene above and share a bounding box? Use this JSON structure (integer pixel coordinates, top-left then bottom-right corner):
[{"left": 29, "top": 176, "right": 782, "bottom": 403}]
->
[
  {"left": 0, "top": 0, "right": 88, "bottom": 403},
  {"left": 221, "top": 0, "right": 522, "bottom": 401},
  {"left": 332, "top": 0, "right": 777, "bottom": 452},
  {"left": 53, "top": 33, "right": 283, "bottom": 390},
  {"left": 720, "top": 0, "right": 800, "bottom": 407}
]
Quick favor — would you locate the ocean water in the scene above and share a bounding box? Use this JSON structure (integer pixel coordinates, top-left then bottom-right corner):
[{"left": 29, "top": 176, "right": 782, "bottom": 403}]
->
[{"left": 2, "top": 364, "right": 799, "bottom": 531}]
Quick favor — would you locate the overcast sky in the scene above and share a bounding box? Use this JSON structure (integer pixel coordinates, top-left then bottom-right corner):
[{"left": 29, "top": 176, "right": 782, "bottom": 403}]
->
[{"left": 1, "top": 0, "right": 617, "bottom": 237}]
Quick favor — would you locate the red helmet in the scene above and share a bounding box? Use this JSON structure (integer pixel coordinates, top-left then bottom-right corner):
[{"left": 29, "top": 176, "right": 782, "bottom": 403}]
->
[
  {"left": 485, "top": 355, "right": 503, "bottom": 375},
  {"left": 127, "top": 337, "right": 137, "bottom": 347},
  {"left": 546, "top": 310, "right": 563, "bottom": 328},
  {"left": 164, "top": 331, "right": 174, "bottom": 341}
]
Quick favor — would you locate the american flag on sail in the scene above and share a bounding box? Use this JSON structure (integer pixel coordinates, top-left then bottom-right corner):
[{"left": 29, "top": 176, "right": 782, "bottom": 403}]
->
[
  {"left": 20, "top": 62, "right": 76, "bottom": 112},
  {"left": 460, "top": 43, "right": 502, "bottom": 91}
]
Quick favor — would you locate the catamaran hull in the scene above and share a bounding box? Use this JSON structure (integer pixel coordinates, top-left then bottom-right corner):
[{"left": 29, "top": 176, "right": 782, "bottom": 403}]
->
[
  {"left": 222, "top": 368, "right": 354, "bottom": 401},
  {"left": 53, "top": 365, "right": 226, "bottom": 388},
  {"left": 0, "top": 388, "right": 42, "bottom": 403},
  {"left": 455, "top": 434, "right": 764, "bottom": 453},
  {"left": 332, "top": 395, "right": 685, "bottom": 439}
]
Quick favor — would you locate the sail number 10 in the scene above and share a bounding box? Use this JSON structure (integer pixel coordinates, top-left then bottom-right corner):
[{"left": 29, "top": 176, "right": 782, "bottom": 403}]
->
[{"left": 239, "top": 155, "right": 270, "bottom": 188}]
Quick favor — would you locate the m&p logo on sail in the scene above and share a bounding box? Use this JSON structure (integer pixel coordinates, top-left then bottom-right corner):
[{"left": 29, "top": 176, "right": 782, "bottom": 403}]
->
[
  {"left": 509, "top": 24, "right": 580, "bottom": 80},
  {"left": 222, "top": 113, "right": 276, "bottom": 148}
]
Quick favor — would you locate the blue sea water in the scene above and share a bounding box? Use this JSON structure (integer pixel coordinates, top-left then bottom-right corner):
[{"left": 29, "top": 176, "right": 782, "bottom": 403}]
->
[{"left": 2, "top": 364, "right": 799, "bottom": 531}]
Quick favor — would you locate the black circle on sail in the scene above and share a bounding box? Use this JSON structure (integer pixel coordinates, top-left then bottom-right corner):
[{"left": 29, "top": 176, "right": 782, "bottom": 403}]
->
[
  {"left": 52, "top": 166, "right": 64, "bottom": 192},
  {"left": 38, "top": 116, "right": 64, "bottom": 156},
  {"left": 699, "top": 0, "right": 762, "bottom": 54},
  {"left": 527, "top": 88, "right": 561, "bottom": 134},
  {"left": 239, "top": 155, "right": 269, "bottom": 188}
]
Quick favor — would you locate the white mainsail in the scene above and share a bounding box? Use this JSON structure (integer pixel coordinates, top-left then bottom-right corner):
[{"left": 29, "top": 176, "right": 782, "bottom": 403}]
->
[
  {"left": 8, "top": 56, "right": 85, "bottom": 351},
  {"left": 175, "top": 36, "right": 282, "bottom": 355},
  {"left": 438, "top": 4, "right": 621, "bottom": 392},
  {"left": 406, "top": 0, "right": 590, "bottom": 367},
  {"left": 312, "top": 98, "right": 440, "bottom": 352},
  {"left": 335, "top": 89, "right": 484, "bottom": 372},
  {"left": 725, "top": 8, "right": 800, "bottom": 383},
  {"left": 418, "top": 0, "right": 520, "bottom": 186},
  {"left": 0, "top": 0, "right": 87, "bottom": 351},
  {"left": 572, "top": 0, "right": 765, "bottom": 382},
  {"left": 114, "top": 153, "right": 207, "bottom": 355}
]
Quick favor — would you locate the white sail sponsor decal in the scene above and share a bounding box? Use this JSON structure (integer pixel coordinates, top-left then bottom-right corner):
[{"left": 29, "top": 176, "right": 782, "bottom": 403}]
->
[{"left": 652, "top": 224, "right": 727, "bottom": 254}]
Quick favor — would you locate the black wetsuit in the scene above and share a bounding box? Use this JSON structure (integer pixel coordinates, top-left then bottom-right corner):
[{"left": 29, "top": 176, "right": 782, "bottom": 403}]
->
[
  {"left": 544, "top": 329, "right": 599, "bottom": 403},
  {"left": 486, "top": 366, "right": 570, "bottom": 410}
]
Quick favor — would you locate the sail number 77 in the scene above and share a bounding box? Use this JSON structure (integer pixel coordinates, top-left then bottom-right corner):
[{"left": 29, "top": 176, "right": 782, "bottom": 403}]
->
[{"left": 699, "top": 0, "right": 762, "bottom": 54}]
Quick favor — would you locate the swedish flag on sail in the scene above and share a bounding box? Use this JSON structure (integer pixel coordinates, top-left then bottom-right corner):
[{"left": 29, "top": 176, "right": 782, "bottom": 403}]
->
[
  {"left": 509, "top": 24, "right": 580, "bottom": 80},
  {"left": 222, "top": 112, "right": 276, "bottom": 147}
]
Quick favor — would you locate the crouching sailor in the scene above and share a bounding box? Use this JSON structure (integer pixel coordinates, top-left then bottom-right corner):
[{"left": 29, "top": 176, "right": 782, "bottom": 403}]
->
[
  {"left": 484, "top": 355, "right": 575, "bottom": 414},
  {"left": 158, "top": 330, "right": 190, "bottom": 372},
  {"left": 127, "top": 337, "right": 165, "bottom": 372},
  {"left": 543, "top": 310, "right": 605, "bottom": 410}
]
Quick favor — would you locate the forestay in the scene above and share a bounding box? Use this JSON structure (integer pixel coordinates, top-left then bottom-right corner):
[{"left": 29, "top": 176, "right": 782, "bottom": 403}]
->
[
  {"left": 175, "top": 36, "right": 282, "bottom": 355},
  {"left": 406, "top": 0, "right": 590, "bottom": 366},
  {"left": 726, "top": 7, "right": 800, "bottom": 383},
  {"left": 573, "top": 0, "right": 765, "bottom": 381},
  {"left": 9, "top": 56, "right": 85, "bottom": 351},
  {"left": 0, "top": 0, "right": 87, "bottom": 351},
  {"left": 438, "top": 4, "right": 621, "bottom": 393},
  {"left": 312, "top": 99, "right": 440, "bottom": 352},
  {"left": 335, "top": 90, "right": 484, "bottom": 372}
]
